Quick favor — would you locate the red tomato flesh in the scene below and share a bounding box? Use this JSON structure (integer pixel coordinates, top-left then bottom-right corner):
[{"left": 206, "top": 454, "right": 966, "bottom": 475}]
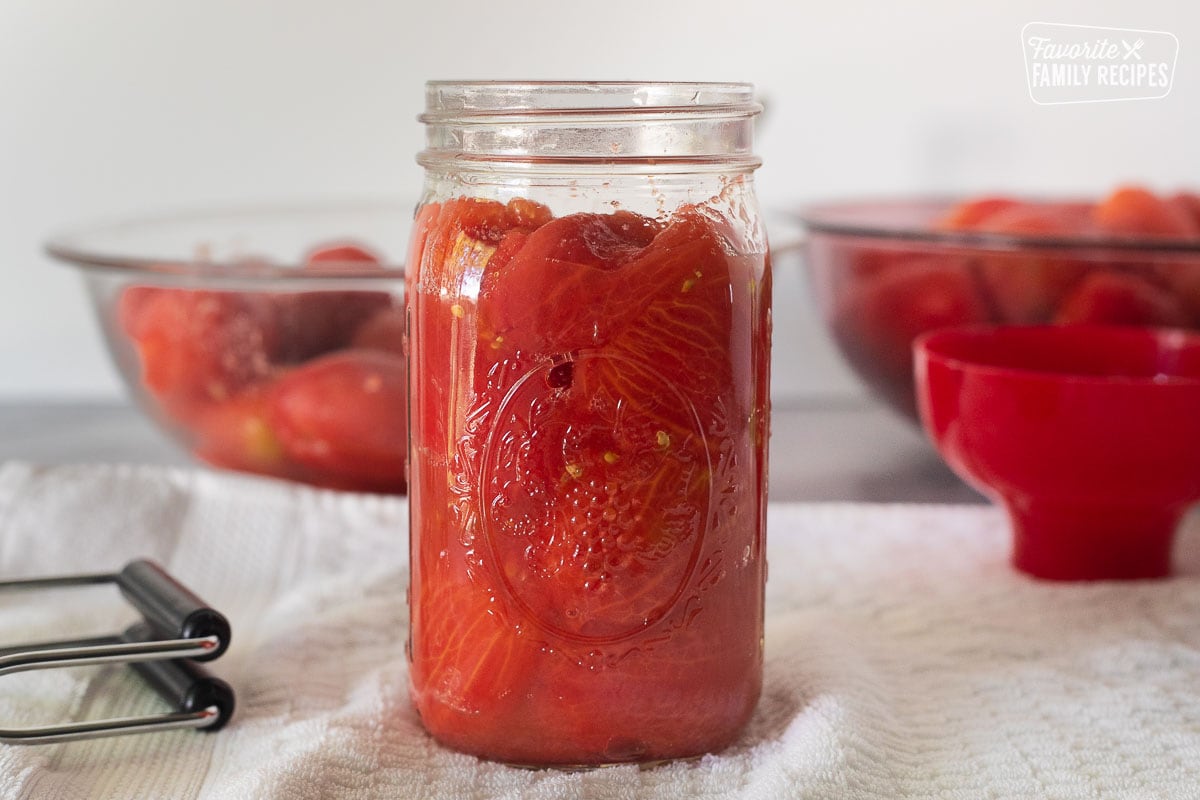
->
[{"left": 407, "top": 198, "right": 768, "bottom": 764}]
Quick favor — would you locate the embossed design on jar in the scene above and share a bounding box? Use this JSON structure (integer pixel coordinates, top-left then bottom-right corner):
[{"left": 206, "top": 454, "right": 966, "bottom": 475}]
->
[{"left": 479, "top": 350, "right": 713, "bottom": 645}]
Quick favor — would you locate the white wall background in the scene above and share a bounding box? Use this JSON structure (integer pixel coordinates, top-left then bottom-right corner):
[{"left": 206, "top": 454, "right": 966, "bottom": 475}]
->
[{"left": 1, "top": 0, "right": 1196, "bottom": 400}]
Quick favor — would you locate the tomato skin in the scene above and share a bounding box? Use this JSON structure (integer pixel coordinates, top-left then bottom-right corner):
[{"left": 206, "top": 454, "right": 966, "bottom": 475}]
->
[
  {"left": 270, "top": 242, "right": 395, "bottom": 360},
  {"left": 272, "top": 291, "right": 395, "bottom": 363},
  {"left": 351, "top": 308, "right": 406, "bottom": 356},
  {"left": 268, "top": 350, "right": 407, "bottom": 490},
  {"left": 192, "top": 386, "right": 290, "bottom": 478},
  {"left": 407, "top": 199, "right": 768, "bottom": 764},
  {"left": 122, "top": 289, "right": 280, "bottom": 423},
  {"left": 972, "top": 204, "right": 1092, "bottom": 324},
  {"left": 305, "top": 243, "right": 383, "bottom": 266},
  {"left": 1055, "top": 272, "right": 1189, "bottom": 327},
  {"left": 832, "top": 258, "right": 991, "bottom": 418},
  {"left": 1169, "top": 192, "right": 1200, "bottom": 230},
  {"left": 973, "top": 202, "right": 1094, "bottom": 237},
  {"left": 1095, "top": 186, "right": 1200, "bottom": 239},
  {"left": 116, "top": 286, "right": 163, "bottom": 336},
  {"left": 937, "top": 196, "right": 1020, "bottom": 230}
]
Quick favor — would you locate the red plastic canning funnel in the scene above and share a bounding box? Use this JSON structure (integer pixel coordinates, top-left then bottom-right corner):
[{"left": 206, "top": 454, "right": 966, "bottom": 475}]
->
[{"left": 915, "top": 325, "right": 1200, "bottom": 580}]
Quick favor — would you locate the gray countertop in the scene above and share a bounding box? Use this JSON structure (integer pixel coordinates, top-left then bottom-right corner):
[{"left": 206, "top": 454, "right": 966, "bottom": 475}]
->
[{"left": 0, "top": 398, "right": 983, "bottom": 504}]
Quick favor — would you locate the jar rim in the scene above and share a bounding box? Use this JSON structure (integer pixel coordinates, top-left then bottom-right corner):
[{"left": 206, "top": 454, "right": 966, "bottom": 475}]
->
[{"left": 420, "top": 80, "right": 762, "bottom": 122}]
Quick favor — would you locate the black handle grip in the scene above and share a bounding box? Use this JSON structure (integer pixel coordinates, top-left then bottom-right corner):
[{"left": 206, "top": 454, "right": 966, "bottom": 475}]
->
[
  {"left": 116, "top": 560, "right": 230, "bottom": 661},
  {"left": 120, "top": 623, "right": 235, "bottom": 732}
]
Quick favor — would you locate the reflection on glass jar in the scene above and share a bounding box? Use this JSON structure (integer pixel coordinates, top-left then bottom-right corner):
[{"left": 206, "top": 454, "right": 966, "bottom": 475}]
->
[{"left": 406, "top": 81, "right": 771, "bottom": 766}]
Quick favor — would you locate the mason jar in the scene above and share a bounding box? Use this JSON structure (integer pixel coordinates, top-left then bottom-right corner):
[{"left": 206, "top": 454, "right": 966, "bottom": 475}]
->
[{"left": 406, "top": 80, "right": 771, "bottom": 766}]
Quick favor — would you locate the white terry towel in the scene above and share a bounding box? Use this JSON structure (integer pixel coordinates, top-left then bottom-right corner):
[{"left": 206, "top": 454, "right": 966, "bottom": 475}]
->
[{"left": 0, "top": 462, "right": 1197, "bottom": 799}]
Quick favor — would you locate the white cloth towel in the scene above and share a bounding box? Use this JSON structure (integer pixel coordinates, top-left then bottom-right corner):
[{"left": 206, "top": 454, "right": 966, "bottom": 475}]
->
[{"left": 0, "top": 462, "right": 1197, "bottom": 799}]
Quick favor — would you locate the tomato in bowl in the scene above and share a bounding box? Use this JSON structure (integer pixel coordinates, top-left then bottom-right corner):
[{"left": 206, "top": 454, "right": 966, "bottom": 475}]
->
[
  {"left": 801, "top": 186, "right": 1200, "bottom": 420},
  {"left": 47, "top": 202, "right": 408, "bottom": 493}
]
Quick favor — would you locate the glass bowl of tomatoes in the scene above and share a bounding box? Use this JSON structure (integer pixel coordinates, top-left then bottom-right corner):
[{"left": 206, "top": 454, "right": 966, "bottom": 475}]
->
[
  {"left": 47, "top": 202, "right": 409, "bottom": 493},
  {"left": 801, "top": 187, "right": 1200, "bottom": 420}
]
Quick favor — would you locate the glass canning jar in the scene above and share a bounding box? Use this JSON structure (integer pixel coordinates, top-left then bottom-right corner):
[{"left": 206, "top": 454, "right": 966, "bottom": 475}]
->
[{"left": 406, "top": 81, "right": 771, "bottom": 766}]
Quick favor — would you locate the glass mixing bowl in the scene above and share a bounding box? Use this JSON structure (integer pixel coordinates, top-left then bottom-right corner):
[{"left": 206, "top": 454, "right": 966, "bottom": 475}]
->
[{"left": 47, "top": 201, "right": 409, "bottom": 493}]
